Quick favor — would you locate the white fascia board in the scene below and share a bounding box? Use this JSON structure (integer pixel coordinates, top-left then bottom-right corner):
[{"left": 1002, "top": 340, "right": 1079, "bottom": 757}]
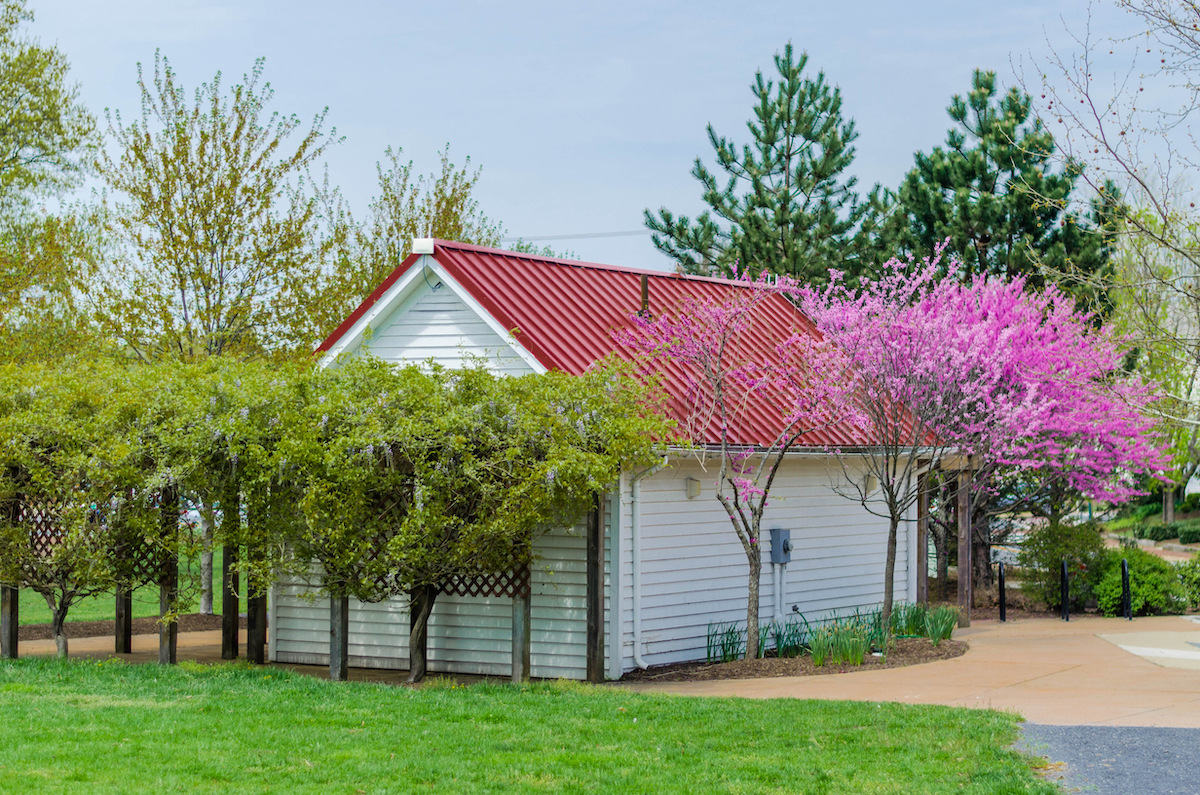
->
[
  {"left": 427, "top": 259, "right": 548, "bottom": 375},
  {"left": 318, "top": 256, "right": 431, "bottom": 369}
]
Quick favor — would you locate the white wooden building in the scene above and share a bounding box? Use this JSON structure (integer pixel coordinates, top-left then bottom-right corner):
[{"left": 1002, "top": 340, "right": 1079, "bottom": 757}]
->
[{"left": 268, "top": 239, "right": 917, "bottom": 681}]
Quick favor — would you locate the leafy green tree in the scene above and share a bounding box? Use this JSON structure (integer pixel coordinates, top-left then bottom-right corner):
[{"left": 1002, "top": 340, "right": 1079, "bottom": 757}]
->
[
  {"left": 0, "top": 1, "right": 101, "bottom": 365},
  {"left": 884, "top": 70, "right": 1115, "bottom": 303},
  {"left": 283, "top": 357, "right": 668, "bottom": 682},
  {"left": 0, "top": 0, "right": 95, "bottom": 205},
  {"left": 95, "top": 53, "right": 338, "bottom": 361},
  {"left": 646, "top": 42, "right": 878, "bottom": 283},
  {"left": 319, "top": 145, "right": 504, "bottom": 332}
]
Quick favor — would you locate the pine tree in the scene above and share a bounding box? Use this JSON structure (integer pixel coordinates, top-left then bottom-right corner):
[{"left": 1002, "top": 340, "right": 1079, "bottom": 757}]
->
[
  {"left": 645, "top": 43, "right": 877, "bottom": 283},
  {"left": 884, "top": 69, "right": 1114, "bottom": 306}
]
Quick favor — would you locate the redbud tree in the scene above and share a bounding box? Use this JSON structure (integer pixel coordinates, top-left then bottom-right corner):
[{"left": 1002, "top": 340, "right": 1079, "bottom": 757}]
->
[
  {"left": 614, "top": 270, "right": 857, "bottom": 660},
  {"left": 802, "top": 258, "right": 1167, "bottom": 627}
]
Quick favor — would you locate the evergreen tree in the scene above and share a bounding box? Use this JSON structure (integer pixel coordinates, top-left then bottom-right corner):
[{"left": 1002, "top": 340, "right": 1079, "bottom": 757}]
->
[
  {"left": 646, "top": 43, "right": 877, "bottom": 283},
  {"left": 884, "top": 69, "right": 1115, "bottom": 306}
]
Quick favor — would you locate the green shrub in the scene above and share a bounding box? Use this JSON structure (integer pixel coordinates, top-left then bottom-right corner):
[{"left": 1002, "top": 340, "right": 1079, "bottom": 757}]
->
[
  {"left": 1095, "top": 549, "right": 1187, "bottom": 616},
  {"left": 1135, "top": 522, "right": 1177, "bottom": 543},
  {"left": 1178, "top": 554, "right": 1200, "bottom": 610},
  {"left": 1017, "top": 521, "right": 1107, "bottom": 610},
  {"left": 1178, "top": 524, "right": 1200, "bottom": 545},
  {"left": 1133, "top": 502, "right": 1163, "bottom": 521},
  {"left": 1179, "top": 493, "right": 1200, "bottom": 514}
]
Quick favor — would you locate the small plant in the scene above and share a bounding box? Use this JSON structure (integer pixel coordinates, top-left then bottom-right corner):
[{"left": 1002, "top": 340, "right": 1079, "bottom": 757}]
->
[
  {"left": 772, "top": 618, "right": 806, "bottom": 658},
  {"left": 809, "top": 627, "right": 833, "bottom": 667},
  {"left": 890, "top": 602, "right": 929, "bottom": 637},
  {"left": 706, "top": 622, "right": 746, "bottom": 664},
  {"left": 758, "top": 622, "right": 773, "bottom": 659},
  {"left": 1095, "top": 549, "right": 1186, "bottom": 616},
  {"left": 924, "top": 606, "right": 958, "bottom": 646},
  {"left": 830, "top": 625, "right": 868, "bottom": 665},
  {"left": 1179, "top": 553, "right": 1200, "bottom": 610}
]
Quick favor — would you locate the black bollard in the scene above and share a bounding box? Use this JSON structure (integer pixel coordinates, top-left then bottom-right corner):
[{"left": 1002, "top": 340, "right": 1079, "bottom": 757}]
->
[
  {"left": 998, "top": 562, "right": 1007, "bottom": 623},
  {"left": 1060, "top": 560, "right": 1070, "bottom": 622},
  {"left": 1122, "top": 558, "right": 1132, "bottom": 621}
]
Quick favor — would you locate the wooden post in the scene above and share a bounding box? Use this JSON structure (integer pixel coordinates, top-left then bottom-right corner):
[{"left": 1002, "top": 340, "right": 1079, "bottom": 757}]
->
[
  {"left": 1, "top": 585, "right": 17, "bottom": 660},
  {"left": 115, "top": 588, "right": 132, "bottom": 654},
  {"left": 585, "top": 492, "right": 604, "bottom": 683},
  {"left": 246, "top": 587, "right": 266, "bottom": 665},
  {"left": 158, "top": 555, "right": 178, "bottom": 665},
  {"left": 916, "top": 473, "right": 929, "bottom": 606},
  {"left": 330, "top": 594, "right": 349, "bottom": 682},
  {"left": 956, "top": 468, "right": 972, "bottom": 628},
  {"left": 159, "top": 486, "right": 179, "bottom": 665},
  {"left": 511, "top": 566, "right": 531, "bottom": 684},
  {"left": 221, "top": 545, "right": 239, "bottom": 660}
]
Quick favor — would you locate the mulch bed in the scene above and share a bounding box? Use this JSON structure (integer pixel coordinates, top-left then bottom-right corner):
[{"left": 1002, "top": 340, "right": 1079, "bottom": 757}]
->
[
  {"left": 620, "top": 637, "right": 969, "bottom": 683},
  {"left": 18, "top": 613, "right": 247, "bottom": 642}
]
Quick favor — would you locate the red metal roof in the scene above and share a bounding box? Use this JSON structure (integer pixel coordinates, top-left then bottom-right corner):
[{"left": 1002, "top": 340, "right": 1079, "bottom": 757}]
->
[{"left": 318, "top": 240, "right": 869, "bottom": 448}]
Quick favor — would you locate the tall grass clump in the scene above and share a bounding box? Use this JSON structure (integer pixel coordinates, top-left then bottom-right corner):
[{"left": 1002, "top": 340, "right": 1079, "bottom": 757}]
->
[
  {"left": 772, "top": 617, "right": 807, "bottom": 658},
  {"left": 890, "top": 602, "right": 929, "bottom": 637},
  {"left": 924, "top": 606, "right": 958, "bottom": 646},
  {"left": 706, "top": 622, "right": 745, "bottom": 663}
]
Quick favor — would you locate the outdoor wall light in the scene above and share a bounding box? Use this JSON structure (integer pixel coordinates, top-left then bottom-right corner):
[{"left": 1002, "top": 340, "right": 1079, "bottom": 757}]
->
[{"left": 685, "top": 477, "right": 701, "bottom": 499}]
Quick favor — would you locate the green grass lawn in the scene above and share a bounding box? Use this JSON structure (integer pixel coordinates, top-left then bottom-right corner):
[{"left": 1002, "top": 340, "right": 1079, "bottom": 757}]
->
[
  {"left": 17, "top": 554, "right": 244, "bottom": 626},
  {"left": 0, "top": 659, "right": 1057, "bottom": 795}
]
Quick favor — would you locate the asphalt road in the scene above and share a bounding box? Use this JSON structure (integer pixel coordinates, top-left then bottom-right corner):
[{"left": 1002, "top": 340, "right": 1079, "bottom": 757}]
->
[{"left": 1019, "top": 724, "right": 1200, "bottom": 794}]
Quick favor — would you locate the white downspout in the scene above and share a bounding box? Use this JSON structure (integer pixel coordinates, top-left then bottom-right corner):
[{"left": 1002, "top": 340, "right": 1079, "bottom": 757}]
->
[{"left": 631, "top": 456, "right": 668, "bottom": 670}]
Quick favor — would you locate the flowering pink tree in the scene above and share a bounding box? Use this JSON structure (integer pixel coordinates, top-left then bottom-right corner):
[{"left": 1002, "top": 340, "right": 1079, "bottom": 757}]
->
[
  {"left": 803, "top": 258, "right": 1168, "bottom": 627},
  {"left": 614, "top": 270, "right": 857, "bottom": 660}
]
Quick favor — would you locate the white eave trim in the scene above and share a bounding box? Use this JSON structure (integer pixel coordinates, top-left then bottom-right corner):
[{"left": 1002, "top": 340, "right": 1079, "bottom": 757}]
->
[
  {"left": 429, "top": 259, "right": 548, "bottom": 375},
  {"left": 318, "top": 253, "right": 548, "bottom": 375}
]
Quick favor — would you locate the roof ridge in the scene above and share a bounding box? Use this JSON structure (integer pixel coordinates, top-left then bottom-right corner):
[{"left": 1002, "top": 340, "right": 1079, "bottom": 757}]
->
[{"left": 430, "top": 239, "right": 753, "bottom": 288}]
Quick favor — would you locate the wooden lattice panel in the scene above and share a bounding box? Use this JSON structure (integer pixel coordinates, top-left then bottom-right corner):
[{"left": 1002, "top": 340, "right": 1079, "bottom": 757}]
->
[
  {"left": 21, "top": 499, "right": 64, "bottom": 558},
  {"left": 441, "top": 564, "right": 531, "bottom": 600}
]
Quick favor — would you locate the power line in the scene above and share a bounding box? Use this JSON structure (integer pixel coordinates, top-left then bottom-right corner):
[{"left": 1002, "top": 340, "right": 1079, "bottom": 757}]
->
[{"left": 499, "top": 230, "right": 651, "bottom": 242}]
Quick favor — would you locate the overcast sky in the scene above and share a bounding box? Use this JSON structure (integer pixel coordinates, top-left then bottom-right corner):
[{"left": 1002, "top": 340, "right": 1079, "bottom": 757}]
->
[{"left": 33, "top": 0, "right": 1135, "bottom": 271}]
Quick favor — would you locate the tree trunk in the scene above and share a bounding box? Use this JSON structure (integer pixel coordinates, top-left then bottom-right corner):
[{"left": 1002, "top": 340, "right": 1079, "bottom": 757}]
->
[
  {"left": 744, "top": 541, "right": 761, "bottom": 660},
  {"left": 936, "top": 537, "right": 951, "bottom": 601},
  {"left": 45, "top": 596, "right": 68, "bottom": 659},
  {"left": 1164, "top": 486, "right": 1176, "bottom": 524},
  {"left": 407, "top": 584, "right": 438, "bottom": 683},
  {"left": 882, "top": 516, "right": 899, "bottom": 636},
  {"left": 199, "top": 505, "right": 214, "bottom": 615}
]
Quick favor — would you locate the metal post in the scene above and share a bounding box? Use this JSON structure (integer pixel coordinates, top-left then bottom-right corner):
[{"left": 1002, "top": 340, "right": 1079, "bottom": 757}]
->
[
  {"left": 998, "top": 562, "right": 1006, "bottom": 623},
  {"left": 1122, "top": 558, "right": 1132, "bottom": 621},
  {"left": 1, "top": 585, "right": 17, "bottom": 660},
  {"left": 1060, "top": 560, "right": 1070, "bottom": 622}
]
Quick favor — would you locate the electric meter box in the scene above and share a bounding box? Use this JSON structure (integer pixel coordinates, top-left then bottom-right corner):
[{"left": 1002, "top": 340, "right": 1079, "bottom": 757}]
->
[{"left": 769, "top": 528, "right": 792, "bottom": 564}]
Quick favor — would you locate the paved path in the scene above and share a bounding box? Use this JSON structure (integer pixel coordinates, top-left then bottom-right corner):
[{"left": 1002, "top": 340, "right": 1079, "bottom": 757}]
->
[
  {"left": 622, "top": 615, "right": 1200, "bottom": 727},
  {"left": 1019, "top": 725, "right": 1200, "bottom": 795}
]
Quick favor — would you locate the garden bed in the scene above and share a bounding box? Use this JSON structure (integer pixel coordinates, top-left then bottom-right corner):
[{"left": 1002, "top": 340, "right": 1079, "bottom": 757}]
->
[{"left": 620, "top": 636, "right": 968, "bottom": 682}]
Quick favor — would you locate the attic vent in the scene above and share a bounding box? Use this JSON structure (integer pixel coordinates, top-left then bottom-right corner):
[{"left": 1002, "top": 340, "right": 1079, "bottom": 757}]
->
[{"left": 412, "top": 238, "right": 435, "bottom": 255}]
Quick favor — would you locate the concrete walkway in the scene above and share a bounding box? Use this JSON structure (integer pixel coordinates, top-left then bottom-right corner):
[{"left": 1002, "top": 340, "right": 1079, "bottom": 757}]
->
[{"left": 623, "top": 615, "right": 1200, "bottom": 727}]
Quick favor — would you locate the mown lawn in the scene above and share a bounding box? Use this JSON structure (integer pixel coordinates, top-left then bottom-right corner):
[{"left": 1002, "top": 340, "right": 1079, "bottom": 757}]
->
[
  {"left": 17, "top": 555, "right": 242, "bottom": 626},
  {"left": 0, "top": 659, "right": 1057, "bottom": 794}
]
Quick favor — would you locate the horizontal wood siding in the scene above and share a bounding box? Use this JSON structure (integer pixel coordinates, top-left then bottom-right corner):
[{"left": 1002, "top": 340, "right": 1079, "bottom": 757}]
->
[
  {"left": 616, "top": 457, "right": 910, "bottom": 673},
  {"left": 531, "top": 524, "right": 588, "bottom": 680},
  {"left": 362, "top": 278, "right": 534, "bottom": 374},
  {"left": 271, "top": 523, "right": 593, "bottom": 677}
]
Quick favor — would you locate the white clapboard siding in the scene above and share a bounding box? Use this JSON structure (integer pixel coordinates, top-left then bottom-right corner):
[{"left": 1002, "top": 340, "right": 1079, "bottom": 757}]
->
[
  {"left": 361, "top": 278, "right": 534, "bottom": 375},
  {"left": 614, "top": 456, "right": 912, "bottom": 673},
  {"left": 271, "top": 523, "right": 593, "bottom": 677}
]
